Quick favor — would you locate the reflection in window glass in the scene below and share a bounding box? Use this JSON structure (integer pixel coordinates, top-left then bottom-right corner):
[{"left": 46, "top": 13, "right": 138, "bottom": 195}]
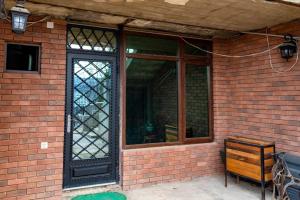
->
[
  {"left": 185, "top": 64, "right": 209, "bottom": 138},
  {"left": 126, "top": 58, "right": 178, "bottom": 145},
  {"left": 184, "top": 39, "right": 209, "bottom": 56},
  {"left": 126, "top": 35, "right": 178, "bottom": 56}
]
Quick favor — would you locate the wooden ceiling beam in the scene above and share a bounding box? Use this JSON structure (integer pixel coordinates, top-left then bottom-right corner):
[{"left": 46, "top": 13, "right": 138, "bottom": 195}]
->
[
  {"left": 24, "top": 0, "right": 236, "bottom": 35},
  {"left": 4, "top": 0, "right": 236, "bottom": 37},
  {"left": 265, "top": 0, "right": 300, "bottom": 8},
  {"left": 5, "top": 0, "right": 128, "bottom": 24},
  {"left": 25, "top": 0, "right": 234, "bottom": 32}
]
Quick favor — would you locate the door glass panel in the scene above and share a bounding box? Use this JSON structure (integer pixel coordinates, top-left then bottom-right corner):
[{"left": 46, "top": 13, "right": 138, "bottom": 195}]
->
[
  {"left": 185, "top": 64, "right": 209, "bottom": 138},
  {"left": 72, "top": 60, "right": 111, "bottom": 160}
]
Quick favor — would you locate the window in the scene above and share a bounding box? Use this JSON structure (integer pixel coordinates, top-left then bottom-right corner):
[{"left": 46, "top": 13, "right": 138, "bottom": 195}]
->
[
  {"left": 123, "top": 33, "right": 212, "bottom": 148},
  {"left": 126, "top": 35, "right": 178, "bottom": 56},
  {"left": 126, "top": 58, "right": 178, "bottom": 145},
  {"left": 67, "top": 26, "right": 117, "bottom": 52},
  {"left": 6, "top": 43, "right": 40, "bottom": 72},
  {"left": 185, "top": 64, "right": 210, "bottom": 138}
]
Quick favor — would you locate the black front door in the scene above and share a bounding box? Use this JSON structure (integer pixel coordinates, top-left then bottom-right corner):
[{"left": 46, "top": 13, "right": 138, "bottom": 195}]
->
[{"left": 64, "top": 53, "right": 118, "bottom": 188}]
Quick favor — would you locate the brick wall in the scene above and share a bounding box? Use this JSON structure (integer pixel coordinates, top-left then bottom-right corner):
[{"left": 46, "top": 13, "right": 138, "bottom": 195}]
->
[
  {"left": 215, "top": 20, "right": 300, "bottom": 155},
  {"left": 121, "top": 142, "right": 222, "bottom": 190},
  {"left": 122, "top": 20, "right": 300, "bottom": 189},
  {"left": 121, "top": 38, "right": 231, "bottom": 190},
  {"left": 1, "top": 13, "right": 299, "bottom": 197},
  {"left": 0, "top": 18, "right": 66, "bottom": 199}
]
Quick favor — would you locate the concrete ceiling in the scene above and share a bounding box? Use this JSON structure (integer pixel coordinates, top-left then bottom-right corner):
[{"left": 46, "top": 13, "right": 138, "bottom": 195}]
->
[{"left": 4, "top": 0, "right": 300, "bottom": 37}]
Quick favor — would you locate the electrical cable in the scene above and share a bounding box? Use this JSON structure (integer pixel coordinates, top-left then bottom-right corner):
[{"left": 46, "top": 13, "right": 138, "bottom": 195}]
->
[
  {"left": 26, "top": 16, "right": 50, "bottom": 27},
  {"left": 181, "top": 31, "right": 299, "bottom": 73},
  {"left": 1, "top": 0, "right": 49, "bottom": 25},
  {"left": 241, "top": 31, "right": 300, "bottom": 40},
  {"left": 4, "top": 16, "right": 50, "bottom": 26},
  {"left": 266, "top": 28, "right": 299, "bottom": 73},
  {"left": 1, "top": 0, "right": 299, "bottom": 73},
  {"left": 180, "top": 37, "right": 282, "bottom": 58}
]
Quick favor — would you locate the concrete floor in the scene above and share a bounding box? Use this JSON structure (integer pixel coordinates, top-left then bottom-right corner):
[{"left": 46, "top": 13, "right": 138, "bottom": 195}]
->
[
  {"left": 63, "top": 175, "right": 272, "bottom": 200},
  {"left": 124, "top": 176, "right": 272, "bottom": 200}
]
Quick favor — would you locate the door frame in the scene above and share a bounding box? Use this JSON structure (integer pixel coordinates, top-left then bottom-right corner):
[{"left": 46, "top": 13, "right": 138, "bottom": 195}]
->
[{"left": 63, "top": 25, "right": 120, "bottom": 189}]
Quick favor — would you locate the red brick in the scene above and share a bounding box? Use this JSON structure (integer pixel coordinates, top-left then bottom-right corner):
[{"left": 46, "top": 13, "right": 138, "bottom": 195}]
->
[
  {"left": 0, "top": 18, "right": 65, "bottom": 199},
  {"left": 122, "top": 20, "right": 300, "bottom": 191},
  {"left": 1, "top": 12, "right": 300, "bottom": 199}
]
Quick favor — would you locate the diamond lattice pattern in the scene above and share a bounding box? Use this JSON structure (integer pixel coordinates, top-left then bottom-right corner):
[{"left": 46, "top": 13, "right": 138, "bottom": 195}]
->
[
  {"left": 72, "top": 60, "right": 112, "bottom": 160},
  {"left": 67, "top": 27, "right": 117, "bottom": 52}
]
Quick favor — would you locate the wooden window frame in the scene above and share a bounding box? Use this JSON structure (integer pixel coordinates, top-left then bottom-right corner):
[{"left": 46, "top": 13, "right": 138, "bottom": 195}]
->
[
  {"left": 120, "top": 30, "right": 213, "bottom": 149},
  {"left": 4, "top": 42, "right": 41, "bottom": 74}
]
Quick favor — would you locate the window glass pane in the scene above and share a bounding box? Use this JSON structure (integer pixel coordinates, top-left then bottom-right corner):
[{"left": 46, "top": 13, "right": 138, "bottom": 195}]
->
[
  {"left": 67, "top": 27, "right": 116, "bottom": 52},
  {"left": 126, "top": 58, "right": 178, "bottom": 145},
  {"left": 126, "top": 35, "right": 178, "bottom": 56},
  {"left": 185, "top": 64, "right": 209, "bottom": 138},
  {"left": 184, "top": 39, "right": 210, "bottom": 56}
]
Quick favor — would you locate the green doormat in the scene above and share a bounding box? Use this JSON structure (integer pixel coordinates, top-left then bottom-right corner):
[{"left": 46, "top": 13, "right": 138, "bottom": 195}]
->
[{"left": 72, "top": 192, "right": 126, "bottom": 200}]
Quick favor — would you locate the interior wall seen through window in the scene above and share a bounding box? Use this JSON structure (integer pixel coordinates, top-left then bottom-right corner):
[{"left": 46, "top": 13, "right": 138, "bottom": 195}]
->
[
  {"left": 126, "top": 58, "right": 178, "bottom": 145},
  {"left": 185, "top": 64, "right": 209, "bottom": 138}
]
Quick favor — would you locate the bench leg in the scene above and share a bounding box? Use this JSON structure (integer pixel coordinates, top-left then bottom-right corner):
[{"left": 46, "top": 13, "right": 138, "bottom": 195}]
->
[
  {"left": 225, "top": 171, "right": 228, "bottom": 187},
  {"left": 261, "top": 182, "right": 265, "bottom": 200},
  {"left": 236, "top": 175, "right": 240, "bottom": 184}
]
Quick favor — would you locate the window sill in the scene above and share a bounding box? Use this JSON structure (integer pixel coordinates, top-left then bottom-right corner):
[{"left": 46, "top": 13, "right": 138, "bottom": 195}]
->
[
  {"left": 4, "top": 70, "right": 40, "bottom": 74},
  {"left": 123, "top": 138, "right": 215, "bottom": 150}
]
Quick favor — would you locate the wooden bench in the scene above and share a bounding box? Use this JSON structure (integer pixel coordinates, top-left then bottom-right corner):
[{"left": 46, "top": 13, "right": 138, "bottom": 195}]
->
[{"left": 224, "top": 136, "right": 275, "bottom": 200}]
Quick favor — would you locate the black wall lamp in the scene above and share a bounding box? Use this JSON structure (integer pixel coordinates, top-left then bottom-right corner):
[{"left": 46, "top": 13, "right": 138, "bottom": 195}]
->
[
  {"left": 10, "top": 0, "right": 30, "bottom": 33},
  {"left": 279, "top": 34, "right": 298, "bottom": 61}
]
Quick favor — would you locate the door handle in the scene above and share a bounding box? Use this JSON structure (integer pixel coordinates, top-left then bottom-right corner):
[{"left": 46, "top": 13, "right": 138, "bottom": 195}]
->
[{"left": 67, "top": 114, "right": 71, "bottom": 133}]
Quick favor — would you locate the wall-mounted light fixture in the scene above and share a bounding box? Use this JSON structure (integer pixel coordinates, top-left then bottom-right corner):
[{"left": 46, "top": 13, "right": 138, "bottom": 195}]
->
[
  {"left": 279, "top": 34, "right": 298, "bottom": 61},
  {"left": 10, "top": 0, "right": 30, "bottom": 33}
]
